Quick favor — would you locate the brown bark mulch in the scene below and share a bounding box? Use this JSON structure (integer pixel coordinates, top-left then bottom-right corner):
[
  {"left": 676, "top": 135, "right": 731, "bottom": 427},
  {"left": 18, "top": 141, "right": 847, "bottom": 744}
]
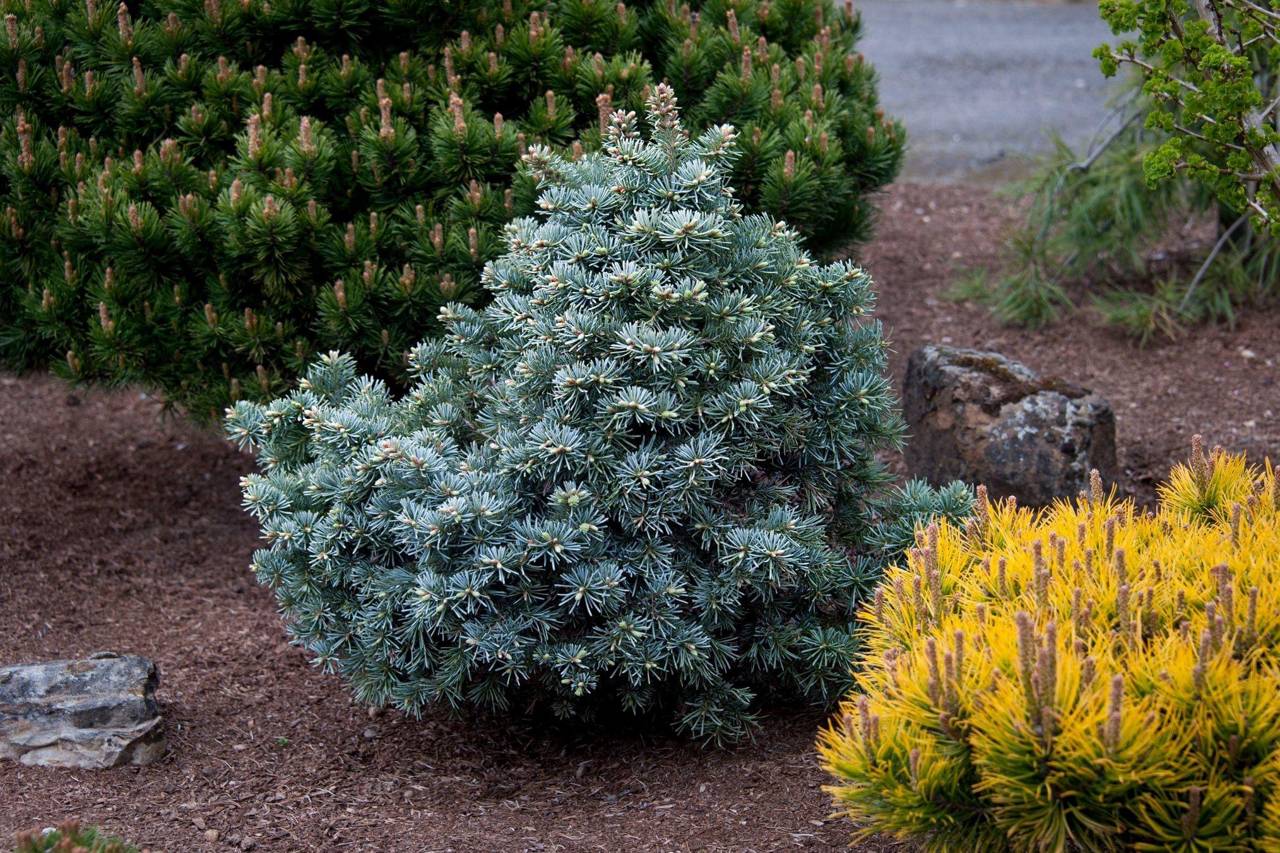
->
[
  {"left": 867, "top": 183, "right": 1280, "bottom": 505},
  {"left": 2, "top": 181, "right": 1277, "bottom": 852}
]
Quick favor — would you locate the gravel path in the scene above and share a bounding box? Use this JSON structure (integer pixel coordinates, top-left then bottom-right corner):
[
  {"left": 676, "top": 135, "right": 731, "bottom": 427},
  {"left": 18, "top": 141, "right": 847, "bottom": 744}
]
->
[{"left": 860, "top": 0, "right": 1119, "bottom": 180}]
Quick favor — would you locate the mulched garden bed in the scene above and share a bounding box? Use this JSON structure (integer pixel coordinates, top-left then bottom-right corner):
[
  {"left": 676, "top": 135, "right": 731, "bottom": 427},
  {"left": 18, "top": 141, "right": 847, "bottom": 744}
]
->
[{"left": 2, "top": 181, "right": 1276, "bottom": 852}]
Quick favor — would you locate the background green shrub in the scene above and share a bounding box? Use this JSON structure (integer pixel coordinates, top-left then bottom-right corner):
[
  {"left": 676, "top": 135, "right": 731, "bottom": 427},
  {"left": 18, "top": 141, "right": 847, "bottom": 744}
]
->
[
  {"left": 962, "top": 0, "right": 1280, "bottom": 341},
  {"left": 0, "top": 0, "right": 901, "bottom": 421},
  {"left": 227, "top": 89, "right": 965, "bottom": 744}
]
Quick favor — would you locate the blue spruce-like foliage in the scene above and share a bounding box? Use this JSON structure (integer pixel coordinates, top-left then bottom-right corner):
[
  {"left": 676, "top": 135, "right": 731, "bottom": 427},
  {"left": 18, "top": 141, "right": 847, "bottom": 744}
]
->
[{"left": 227, "top": 85, "right": 970, "bottom": 744}]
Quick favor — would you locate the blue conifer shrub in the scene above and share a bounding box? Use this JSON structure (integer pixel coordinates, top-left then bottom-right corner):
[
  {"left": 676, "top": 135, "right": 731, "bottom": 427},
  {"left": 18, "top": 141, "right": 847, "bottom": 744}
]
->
[{"left": 227, "top": 85, "right": 970, "bottom": 744}]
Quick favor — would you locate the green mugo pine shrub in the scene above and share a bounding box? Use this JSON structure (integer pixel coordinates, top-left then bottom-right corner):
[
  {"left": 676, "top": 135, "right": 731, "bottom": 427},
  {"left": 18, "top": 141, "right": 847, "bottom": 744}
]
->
[
  {"left": 0, "top": 0, "right": 902, "bottom": 421},
  {"left": 227, "top": 87, "right": 967, "bottom": 744}
]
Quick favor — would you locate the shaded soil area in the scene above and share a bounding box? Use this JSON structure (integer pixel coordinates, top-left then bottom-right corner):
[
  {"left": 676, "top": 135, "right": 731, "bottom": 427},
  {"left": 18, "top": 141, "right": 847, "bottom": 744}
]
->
[
  {"left": 868, "top": 183, "right": 1280, "bottom": 504},
  {"left": 0, "top": 375, "right": 870, "bottom": 853},
  {"left": 2, "top": 181, "right": 1277, "bottom": 852}
]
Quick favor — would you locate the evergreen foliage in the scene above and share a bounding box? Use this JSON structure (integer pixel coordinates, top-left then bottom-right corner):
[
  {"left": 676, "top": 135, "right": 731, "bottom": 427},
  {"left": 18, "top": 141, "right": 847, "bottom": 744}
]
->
[
  {"left": 964, "top": 97, "right": 1280, "bottom": 341},
  {"left": 957, "top": 0, "right": 1280, "bottom": 340},
  {"left": 1096, "top": 0, "right": 1280, "bottom": 227},
  {"left": 0, "top": 0, "right": 902, "bottom": 421},
  {"left": 821, "top": 441, "right": 1280, "bottom": 850},
  {"left": 227, "top": 88, "right": 967, "bottom": 744}
]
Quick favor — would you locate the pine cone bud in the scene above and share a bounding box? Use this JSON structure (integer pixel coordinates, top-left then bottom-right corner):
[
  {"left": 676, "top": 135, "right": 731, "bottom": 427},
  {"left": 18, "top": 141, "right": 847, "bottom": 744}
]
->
[
  {"left": 378, "top": 97, "right": 394, "bottom": 141},
  {"left": 449, "top": 93, "right": 467, "bottom": 134},
  {"left": 15, "top": 113, "right": 34, "bottom": 171},
  {"left": 117, "top": 2, "right": 132, "bottom": 42},
  {"left": 298, "top": 116, "right": 315, "bottom": 155},
  {"left": 247, "top": 114, "right": 262, "bottom": 157},
  {"left": 647, "top": 82, "right": 680, "bottom": 130},
  {"left": 595, "top": 93, "right": 612, "bottom": 135},
  {"left": 443, "top": 45, "right": 457, "bottom": 89}
]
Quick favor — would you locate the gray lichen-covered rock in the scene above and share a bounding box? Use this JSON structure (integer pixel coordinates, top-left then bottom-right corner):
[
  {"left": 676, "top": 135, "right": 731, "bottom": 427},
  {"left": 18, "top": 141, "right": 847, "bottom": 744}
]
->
[
  {"left": 903, "top": 345, "right": 1118, "bottom": 506},
  {"left": 0, "top": 652, "right": 165, "bottom": 769}
]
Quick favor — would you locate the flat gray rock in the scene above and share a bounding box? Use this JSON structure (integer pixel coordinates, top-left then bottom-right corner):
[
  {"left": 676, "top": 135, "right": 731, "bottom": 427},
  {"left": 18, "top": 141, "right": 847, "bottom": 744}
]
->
[
  {"left": 903, "top": 345, "right": 1117, "bottom": 506},
  {"left": 0, "top": 652, "right": 165, "bottom": 769}
]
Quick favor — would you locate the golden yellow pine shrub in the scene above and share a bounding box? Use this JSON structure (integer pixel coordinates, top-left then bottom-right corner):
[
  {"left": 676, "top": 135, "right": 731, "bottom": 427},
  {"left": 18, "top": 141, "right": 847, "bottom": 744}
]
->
[{"left": 819, "top": 438, "right": 1280, "bottom": 852}]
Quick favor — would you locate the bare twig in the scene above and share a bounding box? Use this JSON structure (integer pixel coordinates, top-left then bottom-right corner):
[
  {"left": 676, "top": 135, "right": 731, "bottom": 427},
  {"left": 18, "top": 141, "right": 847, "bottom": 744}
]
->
[
  {"left": 1178, "top": 212, "right": 1249, "bottom": 311},
  {"left": 1071, "top": 108, "right": 1146, "bottom": 174}
]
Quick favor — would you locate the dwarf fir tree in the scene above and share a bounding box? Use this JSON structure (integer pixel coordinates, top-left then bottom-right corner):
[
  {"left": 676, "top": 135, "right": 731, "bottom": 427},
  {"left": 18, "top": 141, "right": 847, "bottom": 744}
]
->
[
  {"left": 1, "top": 0, "right": 902, "bottom": 420},
  {"left": 227, "top": 88, "right": 966, "bottom": 743}
]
